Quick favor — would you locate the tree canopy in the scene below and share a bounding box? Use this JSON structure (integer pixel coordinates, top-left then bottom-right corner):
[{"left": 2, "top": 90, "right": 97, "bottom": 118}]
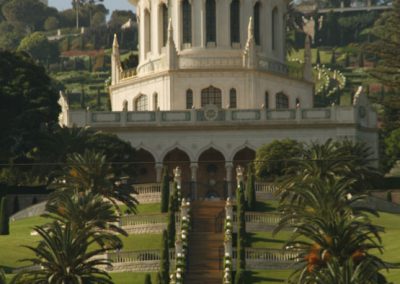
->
[{"left": 0, "top": 51, "right": 60, "bottom": 163}]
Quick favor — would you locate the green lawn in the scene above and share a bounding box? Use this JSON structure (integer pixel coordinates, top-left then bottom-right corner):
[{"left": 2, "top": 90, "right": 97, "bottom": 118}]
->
[
  {"left": 120, "top": 203, "right": 160, "bottom": 215},
  {"left": 121, "top": 234, "right": 161, "bottom": 251},
  {"left": 110, "top": 272, "right": 156, "bottom": 284},
  {"left": 0, "top": 216, "right": 47, "bottom": 271}
]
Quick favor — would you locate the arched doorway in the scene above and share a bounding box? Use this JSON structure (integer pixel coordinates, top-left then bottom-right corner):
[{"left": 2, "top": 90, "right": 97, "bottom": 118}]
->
[
  {"left": 135, "top": 149, "right": 156, "bottom": 184},
  {"left": 163, "top": 148, "right": 191, "bottom": 196},
  {"left": 232, "top": 147, "right": 256, "bottom": 187},
  {"left": 197, "top": 148, "right": 226, "bottom": 199}
]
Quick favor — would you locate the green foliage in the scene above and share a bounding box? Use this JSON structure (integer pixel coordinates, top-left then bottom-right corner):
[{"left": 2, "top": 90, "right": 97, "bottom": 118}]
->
[
  {"left": 234, "top": 269, "right": 245, "bottom": 284},
  {"left": 384, "top": 128, "right": 400, "bottom": 171},
  {"left": 17, "top": 32, "right": 59, "bottom": 63},
  {"left": 50, "top": 150, "right": 138, "bottom": 214},
  {"left": 254, "top": 139, "right": 303, "bottom": 180},
  {"left": 316, "top": 48, "right": 321, "bottom": 65},
  {"left": 32, "top": 126, "right": 137, "bottom": 184},
  {"left": 366, "top": 0, "right": 400, "bottom": 92},
  {"left": 167, "top": 182, "right": 178, "bottom": 248},
  {"left": 2, "top": 0, "right": 57, "bottom": 32},
  {"left": 236, "top": 182, "right": 246, "bottom": 270},
  {"left": 159, "top": 230, "right": 169, "bottom": 284},
  {"left": 12, "top": 195, "right": 19, "bottom": 213},
  {"left": 0, "top": 51, "right": 59, "bottom": 164},
  {"left": 160, "top": 167, "right": 170, "bottom": 213},
  {"left": 0, "top": 196, "right": 9, "bottom": 235},
  {"left": 387, "top": 191, "right": 393, "bottom": 203},
  {"left": 330, "top": 49, "right": 336, "bottom": 65},
  {"left": 245, "top": 165, "right": 256, "bottom": 211},
  {"left": 12, "top": 222, "right": 113, "bottom": 284},
  {"left": 44, "top": 16, "right": 59, "bottom": 31},
  {"left": 144, "top": 273, "right": 152, "bottom": 284}
]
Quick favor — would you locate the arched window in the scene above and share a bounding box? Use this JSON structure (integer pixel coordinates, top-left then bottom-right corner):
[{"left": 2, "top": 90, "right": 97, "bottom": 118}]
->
[
  {"left": 144, "top": 9, "right": 151, "bottom": 56},
  {"left": 254, "top": 2, "right": 261, "bottom": 45},
  {"left": 182, "top": 0, "right": 192, "bottom": 44},
  {"left": 264, "top": 92, "right": 269, "bottom": 109},
  {"left": 276, "top": 92, "right": 289, "bottom": 109},
  {"left": 201, "top": 86, "right": 221, "bottom": 108},
  {"left": 153, "top": 93, "right": 158, "bottom": 110},
  {"left": 272, "top": 7, "right": 278, "bottom": 51},
  {"left": 186, "top": 89, "right": 193, "bottom": 109},
  {"left": 230, "top": 0, "right": 240, "bottom": 44},
  {"left": 135, "top": 95, "right": 148, "bottom": 111},
  {"left": 229, "top": 88, "right": 237, "bottom": 108},
  {"left": 206, "top": 0, "right": 216, "bottom": 44},
  {"left": 161, "top": 4, "right": 168, "bottom": 47}
]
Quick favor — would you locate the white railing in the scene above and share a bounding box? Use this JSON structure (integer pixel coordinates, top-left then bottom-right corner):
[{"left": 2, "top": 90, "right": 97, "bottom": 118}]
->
[
  {"left": 133, "top": 183, "right": 161, "bottom": 204},
  {"left": 254, "top": 183, "right": 277, "bottom": 193},
  {"left": 230, "top": 248, "right": 299, "bottom": 270},
  {"left": 233, "top": 212, "right": 281, "bottom": 227}
]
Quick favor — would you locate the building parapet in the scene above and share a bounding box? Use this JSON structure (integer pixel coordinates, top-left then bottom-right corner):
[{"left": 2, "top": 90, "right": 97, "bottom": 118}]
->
[{"left": 60, "top": 105, "right": 377, "bottom": 130}]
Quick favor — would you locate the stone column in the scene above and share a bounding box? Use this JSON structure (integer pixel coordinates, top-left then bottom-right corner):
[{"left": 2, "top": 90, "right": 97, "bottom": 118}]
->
[
  {"left": 190, "top": 163, "right": 198, "bottom": 200},
  {"left": 225, "top": 162, "right": 233, "bottom": 198},
  {"left": 155, "top": 164, "right": 164, "bottom": 183}
]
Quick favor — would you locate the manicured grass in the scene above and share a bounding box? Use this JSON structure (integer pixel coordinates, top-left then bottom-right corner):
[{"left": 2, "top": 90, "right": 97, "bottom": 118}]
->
[
  {"left": 0, "top": 216, "right": 47, "bottom": 271},
  {"left": 110, "top": 272, "right": 156, "bottom": 284},
  {"left": 122, "top": 234, "right": 162, "bottom": 251},
  {"left": 248, "top": 270, "right": 291, "bottom": 283},
  {"left": 247, "top": 231, "right": 292, "bottom": 249}
]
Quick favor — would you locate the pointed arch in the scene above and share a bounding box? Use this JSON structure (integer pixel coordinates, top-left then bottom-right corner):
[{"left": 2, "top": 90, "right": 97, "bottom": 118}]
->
[
  {"left": 201, "top": 86, "right": 222, "bottom": 108},
  {"left": 134, "top": 94, "right": 148, "bottom": 111},
  {"left": 134, "top": 148, "right": 157, "bottom": 183},
  {"left": 276, "top": 92, "right": 289, "bottom": 109},
  {"left": 162, "top": 147, "right": 192, "bottom": 185},
  {"left": 186, "top": 89, "right": 193, "bottom": 109}
]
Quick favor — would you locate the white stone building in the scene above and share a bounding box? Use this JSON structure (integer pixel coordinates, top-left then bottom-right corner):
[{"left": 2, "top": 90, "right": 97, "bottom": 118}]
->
[{"left": 59, "top": 0, "right": 378, "bottom": 199}]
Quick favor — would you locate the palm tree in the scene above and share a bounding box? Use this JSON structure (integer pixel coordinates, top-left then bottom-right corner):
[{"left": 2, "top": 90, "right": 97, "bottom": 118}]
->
[
  {"left": 44, "top": 191, "right": 127, "bottom": 250},
  {"left": 11, "top": 222, "right": 113, "bottom": 284},
  {"left": 51, "top": 150, "right": 137, "bottom": 214}
]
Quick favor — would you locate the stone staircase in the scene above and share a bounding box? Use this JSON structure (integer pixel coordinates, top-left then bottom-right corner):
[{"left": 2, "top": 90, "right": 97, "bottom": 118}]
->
[{"left": 185, "top": 201, "right": 225, "bottom": 284}]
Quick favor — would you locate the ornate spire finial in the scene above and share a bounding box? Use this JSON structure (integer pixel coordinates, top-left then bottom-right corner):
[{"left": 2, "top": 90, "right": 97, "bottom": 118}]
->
[
  {"left": 168, "top": 18, "right": 173, "bottom": 40},
  {"left": 248, "top": 17, "right": 254, "bottom": 40},
  {"left": 113, "top": 33, "right": 119, "bottom": 48}
]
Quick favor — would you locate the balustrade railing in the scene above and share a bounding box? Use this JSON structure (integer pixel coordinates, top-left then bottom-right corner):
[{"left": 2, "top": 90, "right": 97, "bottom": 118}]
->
[
  {"left": 233, "top": 212, "right": 281, "bottom": 226},
  {"left": 254, "top": 182, "right": 277, "bottom": 193},
  {"left": 120, "top": 213, "right": 166, "bottom": 227},
  {"left": 107, "top": 249, "right": 175, "bottom": 263},
  {"left": 134, "top": 183, "right": 161, "bottom": 195},
  {"left": 230, "top": 247, "right": 299, "bottom": 268}
]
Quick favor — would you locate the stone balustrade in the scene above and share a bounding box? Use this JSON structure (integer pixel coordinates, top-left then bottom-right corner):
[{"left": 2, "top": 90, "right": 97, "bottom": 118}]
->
[
  {"left": 121, "top": 213, "right": 167, "bottom": 234},
  {"left": 63, "top": 106, "right": 369, "bottom": 129},
  {"left": 231, "top": 248, "right": 299, "bottom": 270},
  {"left": 133, "top": 183, "right": 161, "bottom": 204},
  {"left": 106, "top": 249, "right": 176, "bottom": 272},
  {"left": 232, "top": 212, "right": 281, "bottom": 232}
]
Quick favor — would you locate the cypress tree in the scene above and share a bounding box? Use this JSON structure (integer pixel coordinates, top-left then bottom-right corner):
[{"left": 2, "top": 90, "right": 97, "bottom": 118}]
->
[
  {"left": 160, "top": 167, "right": 170, "bottom": 213},
  {"left": 358, "top": 51, "right": 365, "bottom": 68},
  {"left": 160, "top": 230, "right": 170, "bottom": 284},
  {"left": 246, "top": 165, "right": 256, "bottom": 211},
  {"left": 236, "top": 182, "right": 246, "bottom": 270},
  {"left": 144, "top": 273, "right": 152, "bottom": 284},
  {"left": 330, "top": 49, "right": 336, "bottom": 65},
  {"left": 167, "top": 182, "right": 177, "bottom": 248},
  {"left": 345, "top": 52, "right": 350, "bottom": 67},
  {"left": 13, "top": 195, "right": 19, "bottom": 214},
  {"left": 316, "top": 48, "right": 321, "bottom": 65},
  {"left": 235, "top": 269, "right": 245, "bottom": 284},
  {"left": 0, "top": 197, "right": 9, "bottom": 235}
]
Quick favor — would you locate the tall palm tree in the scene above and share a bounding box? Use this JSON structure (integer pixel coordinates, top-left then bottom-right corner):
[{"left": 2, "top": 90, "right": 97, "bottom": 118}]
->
[
  {"left": 11, "top": 222, "right": 113, "bottom": 284},
  {"left": 51, "top": 150, "right": 137, "bottom": 214},
  {"left": 44, "top": 191, "right": 127, "bottom": 249}
]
